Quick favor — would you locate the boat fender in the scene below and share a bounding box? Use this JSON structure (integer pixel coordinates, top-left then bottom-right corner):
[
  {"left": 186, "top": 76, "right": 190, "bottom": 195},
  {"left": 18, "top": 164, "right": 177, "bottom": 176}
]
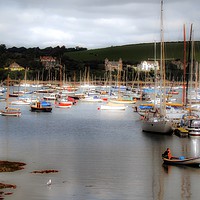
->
[{"left": 179, "top": 156, "right": 185, "bottom": 160}]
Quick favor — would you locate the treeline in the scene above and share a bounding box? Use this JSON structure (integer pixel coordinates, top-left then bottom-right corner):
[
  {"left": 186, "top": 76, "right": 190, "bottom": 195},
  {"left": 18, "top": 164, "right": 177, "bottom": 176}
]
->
[
  {"left": 0, "top": 44, "right": 95, "bottom": 82},
  {"left": 0, "top": 43, "right": 185, "bottom": 84}
]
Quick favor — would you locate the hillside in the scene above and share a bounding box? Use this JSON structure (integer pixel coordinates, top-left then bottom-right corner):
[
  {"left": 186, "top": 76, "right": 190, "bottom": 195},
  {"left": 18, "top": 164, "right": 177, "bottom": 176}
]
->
[
  {"left": 1, "top": 41, "right": 200, "bottom": 82},
  {"left": 65, "top": 41, "right": 200, "bottom": 63}
]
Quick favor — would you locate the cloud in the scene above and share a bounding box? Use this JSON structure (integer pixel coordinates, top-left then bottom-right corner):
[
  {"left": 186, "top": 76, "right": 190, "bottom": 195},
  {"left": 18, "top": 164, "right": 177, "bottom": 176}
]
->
[{"left": 0, "top": 0, "right": 199, "bottom": 49}]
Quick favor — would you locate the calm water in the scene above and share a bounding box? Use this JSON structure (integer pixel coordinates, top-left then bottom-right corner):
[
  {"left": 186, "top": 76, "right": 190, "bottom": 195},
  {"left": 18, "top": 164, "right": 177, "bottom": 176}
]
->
[{"left": 0, "top": 99, "right": 200, "bottom": 200}]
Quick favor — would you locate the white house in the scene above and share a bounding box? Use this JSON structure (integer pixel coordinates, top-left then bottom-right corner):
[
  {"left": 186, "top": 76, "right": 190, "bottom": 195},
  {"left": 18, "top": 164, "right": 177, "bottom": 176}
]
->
[{"left": 137, "top": 61, "right": 159, "bottom": 71}]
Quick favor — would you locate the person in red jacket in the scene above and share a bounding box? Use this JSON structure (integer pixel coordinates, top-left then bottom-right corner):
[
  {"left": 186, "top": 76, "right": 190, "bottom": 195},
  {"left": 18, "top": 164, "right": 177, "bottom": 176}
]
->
[{"left": 162, "top": 148, "right": 172, "bottom": 159}]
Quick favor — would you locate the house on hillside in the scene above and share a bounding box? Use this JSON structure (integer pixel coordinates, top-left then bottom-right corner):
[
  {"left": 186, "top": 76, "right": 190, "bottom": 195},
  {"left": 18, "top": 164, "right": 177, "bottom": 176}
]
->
[
  {"left": 5, "top": 62, "right": 25, "bottom": 71},
  {"left": 137, "top": 61, "right": 159, "bottom": 71},
  {"left": 40, "top": 56, "right": 57, "bottom": 69},
  {"left": 105, "top": 58, "right": 123, "bottom": 71}
]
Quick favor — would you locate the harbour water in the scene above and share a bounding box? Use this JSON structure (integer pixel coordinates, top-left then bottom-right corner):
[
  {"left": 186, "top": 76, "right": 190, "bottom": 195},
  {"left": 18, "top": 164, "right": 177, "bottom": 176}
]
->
[{"left": 0, "top": 99, "right": 200, "bottom": 200}]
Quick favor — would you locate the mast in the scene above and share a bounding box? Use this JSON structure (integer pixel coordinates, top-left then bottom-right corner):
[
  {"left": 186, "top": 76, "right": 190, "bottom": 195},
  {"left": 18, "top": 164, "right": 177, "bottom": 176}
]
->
[
  {"left": 154, "top": 41, "right": 157, "bottom": 110},
  {"left": 182, "top": 24, "right": 186, "bottom": 106},
  {"left": 186, "top": 24, "right": 193, "bottom": 105},
  {"left": 160, "top": 0, "right": 166, "bottom": 116},
  {"left": 5, "top": 74, "right": 10, "bottom": 108},
  {"left": 117, "top": 65, "right": 121, "bottom": 99},
  {"left": 189, "top": 37, "right": 194, "bottom": 107},
  {"left": 59, "top": 65, "right": 62, "bottom": 87},
  {"left": 24, "top": 67, "right": 27, "bottom": 91},
  {"left": 195, "top": 61, "right": 198, "bottom": 102}
]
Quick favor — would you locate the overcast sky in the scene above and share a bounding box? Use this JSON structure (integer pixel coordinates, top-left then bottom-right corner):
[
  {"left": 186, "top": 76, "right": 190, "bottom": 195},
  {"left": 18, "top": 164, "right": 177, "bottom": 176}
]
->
[{"left": 0, "top": 0, "right": 199, "bottom": 49}]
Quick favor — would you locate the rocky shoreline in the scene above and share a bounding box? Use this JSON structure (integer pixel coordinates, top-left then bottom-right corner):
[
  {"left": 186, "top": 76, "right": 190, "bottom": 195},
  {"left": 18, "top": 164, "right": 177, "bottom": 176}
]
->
[
  {"left": 0, "top": 160, "right": 59, "bottom": 199},
  {"left": 0, "top": 160, "right": 26, "bottom": 199}
]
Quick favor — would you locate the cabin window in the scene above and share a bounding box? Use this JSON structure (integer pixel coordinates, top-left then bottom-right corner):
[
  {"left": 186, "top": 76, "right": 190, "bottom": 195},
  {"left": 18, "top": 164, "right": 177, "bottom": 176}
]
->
[{"left": 191, "top": 120, "right": 200, "bottom": 128}]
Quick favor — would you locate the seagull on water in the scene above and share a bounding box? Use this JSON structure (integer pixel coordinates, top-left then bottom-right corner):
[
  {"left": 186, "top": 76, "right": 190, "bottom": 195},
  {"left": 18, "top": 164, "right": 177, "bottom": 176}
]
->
[{"left": 47, "top": 179, "right": 52, "bottom": 186}]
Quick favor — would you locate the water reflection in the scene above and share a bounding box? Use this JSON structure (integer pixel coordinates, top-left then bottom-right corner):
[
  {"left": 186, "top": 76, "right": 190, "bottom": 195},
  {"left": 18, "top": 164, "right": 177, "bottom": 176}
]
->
[
  {"left": 181, "top": 169, "right": 191, "bottom": 200},
  {"left": 162, "top": 164, "right": 194, "bottom": 200},
  {"left": 1, "top": 101, "right": 200, "bottom": 200},
  {"left": 162, "top": 163, "right": 171, "bottom": 174},
  {"left": 190, "top": 137, "right": 200, "bottom": 157},
  {"left": 147, "top": 132, "right": 200, "bottom": 200}
]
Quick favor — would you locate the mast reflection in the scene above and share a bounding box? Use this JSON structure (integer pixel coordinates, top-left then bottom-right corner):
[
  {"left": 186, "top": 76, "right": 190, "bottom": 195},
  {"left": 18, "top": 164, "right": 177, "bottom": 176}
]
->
[{"left": 190, "top": 137, "right": 200, "bottom": 157}]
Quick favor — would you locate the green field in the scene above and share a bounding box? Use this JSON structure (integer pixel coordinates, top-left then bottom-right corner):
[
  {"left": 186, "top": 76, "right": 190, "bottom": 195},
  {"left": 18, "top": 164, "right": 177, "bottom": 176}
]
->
[{"left": 65, "top": 41, "right": 200, "bottom": 63}]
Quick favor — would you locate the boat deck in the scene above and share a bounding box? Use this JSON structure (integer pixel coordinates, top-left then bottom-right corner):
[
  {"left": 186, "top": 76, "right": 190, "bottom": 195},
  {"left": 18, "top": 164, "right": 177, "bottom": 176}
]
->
[{"left": 174, "top": 127, "right": 189, "bottom": 137}]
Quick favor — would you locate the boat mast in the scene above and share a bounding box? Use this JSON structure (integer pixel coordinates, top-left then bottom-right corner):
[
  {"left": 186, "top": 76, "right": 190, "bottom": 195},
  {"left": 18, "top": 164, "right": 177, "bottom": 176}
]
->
[
  {"left": 160, "top": 0, "right": 166, "bottom": 116},
  {"left": 154, "top": 41, "right": 157, "bottom": 110},
  {"left": 5, "top": 74, "right": 10, "bottom": 108},
  {"left": 182, "top": 24, "right": 186, "bottom": 106},
  {"left": 186, "top": 24, "right": 193, "bottom": 105},
  {"left": 189, "top": 34, "right": 194, "bottom": 108}
]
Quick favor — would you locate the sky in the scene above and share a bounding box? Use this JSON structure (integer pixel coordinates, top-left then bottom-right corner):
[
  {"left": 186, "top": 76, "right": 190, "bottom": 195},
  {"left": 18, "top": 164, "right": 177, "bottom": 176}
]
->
[{"left": 0, "top": 0, "right": 199, "bottom": 49}]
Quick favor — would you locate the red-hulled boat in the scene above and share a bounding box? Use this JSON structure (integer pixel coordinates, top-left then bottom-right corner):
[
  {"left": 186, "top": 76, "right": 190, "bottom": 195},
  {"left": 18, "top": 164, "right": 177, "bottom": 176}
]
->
[{"left": 55, "top": 99, "right": 73, "bottom": 108}]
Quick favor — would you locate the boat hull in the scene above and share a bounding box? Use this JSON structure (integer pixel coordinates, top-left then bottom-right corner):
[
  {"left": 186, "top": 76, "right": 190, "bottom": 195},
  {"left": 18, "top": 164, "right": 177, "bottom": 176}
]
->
[
  {"left": 163, "top": 156, "right": 200, "bottom": 166},
  {"left": 100, "top": 105, "right": 127, "bottom": 110},
  {"left": 110, "top": 99, "right": 136, "bottom": 104},
  {"left": 1, "top": 111, "right": 21, "bottom": 117},
  {"left": 55, "top": 99, "right": 73, "bottom": 108},
  {"left": 31, "top": 106, "right": 52, "bottom": 112},
  {"left": 56, "top": 105, "right": 72, "bottom": 108},
  {"left": 10, "top": 100, "right": 30, "bottom": 105},
  {"left": 55, "top": 103, "right": 72, "bottom": 108},
  {"left": 142, "top": 118, "right": 172, "bottom": 134},
  {"left": 184, "top": 118, "right": 200, "bottom": 136},
  {"left": 100, "top": 102, "right": 127, "bottom": 110},
  {"left": 80, "top": 96, "right": 103, "bottom": 102},
  {"left": 187, "top": 130, "right": 200, "bottom": 136}
]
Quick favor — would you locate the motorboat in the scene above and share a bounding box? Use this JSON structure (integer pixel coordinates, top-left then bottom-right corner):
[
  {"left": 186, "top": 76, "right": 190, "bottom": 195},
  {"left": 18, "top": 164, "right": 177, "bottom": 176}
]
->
[
  {"left": 99, "top": 102, "right": 127, "bottom": 110},
  {"left": 10, "top": 100, "right": 30, "bottom": 105},
  {"left": 55, "top": 99, "right": 73, "bottom": 108},
  {"left": 80, "top": 95, "right": 103, "bottom": 103},
  {"left": 30, "top": 101, "right": 52, "bottom": 112},
  {"left": 43, "top": 93, "right": 57, "bottom": 100},
  {"left": 184, "top": 118, "right": 200, "bottom": 136}
]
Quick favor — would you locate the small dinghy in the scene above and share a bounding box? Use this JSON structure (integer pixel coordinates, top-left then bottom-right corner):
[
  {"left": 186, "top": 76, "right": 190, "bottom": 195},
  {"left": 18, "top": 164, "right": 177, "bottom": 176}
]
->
[{"left": 162, "top": 155, "right": 200, "bottom": 167}]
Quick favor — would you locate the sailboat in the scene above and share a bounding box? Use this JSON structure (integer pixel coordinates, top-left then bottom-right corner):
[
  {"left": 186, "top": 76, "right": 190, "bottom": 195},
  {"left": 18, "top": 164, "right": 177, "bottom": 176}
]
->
[
  {"left": 141, "top": 0, "right": 172, "bottom": 134},
  {"left": 99, "top": 101, "right": 127, "bottom": 110},
  {"left": 109, "top": 64, "right": 136, "bottom": 104},
  {"left": 0, "top": 75, "right": 21, "bottom": 117},
  {"left": 180, "top": 25, "right": 200, "bottom": 137}
]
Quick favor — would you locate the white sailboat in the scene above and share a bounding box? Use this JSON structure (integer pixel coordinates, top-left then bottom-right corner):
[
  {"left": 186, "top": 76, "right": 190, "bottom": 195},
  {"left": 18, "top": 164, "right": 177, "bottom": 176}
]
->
[
  {"left": 141, "top": 0, "right": 172, "bottom": 134},
  {"left": 0, "top": 75, "right": 21, "bottom": 117},
  {"left": 99, "top": 102, "right": 127, "bottom": 110}
]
